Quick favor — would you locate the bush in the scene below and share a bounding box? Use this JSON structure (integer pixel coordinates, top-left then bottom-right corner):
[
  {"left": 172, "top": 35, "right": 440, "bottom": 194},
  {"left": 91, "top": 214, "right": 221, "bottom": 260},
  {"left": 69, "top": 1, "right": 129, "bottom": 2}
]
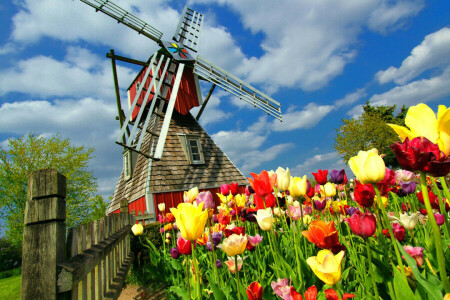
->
[
  {"left": 0, "top": 267, "right": 21, "bottom": 279},
  {"left": 0, "top": 238, "right": 21, "bottom": 272}
]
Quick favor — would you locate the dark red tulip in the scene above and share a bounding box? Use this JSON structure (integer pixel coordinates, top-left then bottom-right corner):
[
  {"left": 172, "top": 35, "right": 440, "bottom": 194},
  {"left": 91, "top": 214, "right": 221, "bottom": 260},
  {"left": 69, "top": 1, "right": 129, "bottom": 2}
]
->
[
  {"left": 384, "top": 223, "right": 405, "bottom": 242},
  {"left": 230, "top": 182, "right": 239, "bottom": 195},
  {"left": 376, "top": 168, "right": 396, "bottom": 196},
  {"left": 345, "top": 210, "right": 376, "bottom": 238},
  {"left": 224, "top": 226, "right": 245, "bottom": 238},
  {"left": 417, "top": 190, "right": 450, "bottom": 211},
  {"left": 312, "top": 169, "right": 328, "bottom": 185},
  {"left": 391, "top": 137, "right": 450, "bottom": 177},
  {"left": 220, "top": 184, "right": 230, "bottom": 195},
  {"left": 354, "top": 181, "right": 375, "bottom": 208},
  {"left": 246, "top": 281, "right": 263, "bottom": 300}
]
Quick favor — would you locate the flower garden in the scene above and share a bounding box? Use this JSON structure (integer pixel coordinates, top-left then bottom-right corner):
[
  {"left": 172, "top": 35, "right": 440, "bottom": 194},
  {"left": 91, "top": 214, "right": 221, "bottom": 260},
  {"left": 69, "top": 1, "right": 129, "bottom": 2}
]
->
[{"left": 131, "top": 103, "right": 450, "bottom": 300}]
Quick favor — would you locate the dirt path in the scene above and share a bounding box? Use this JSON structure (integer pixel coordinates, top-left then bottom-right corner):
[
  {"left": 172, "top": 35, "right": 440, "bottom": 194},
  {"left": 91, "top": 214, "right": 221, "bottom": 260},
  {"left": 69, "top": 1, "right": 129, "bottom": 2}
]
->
[{"left": 118, "top": 284, "right": 167, "bottom": 300}]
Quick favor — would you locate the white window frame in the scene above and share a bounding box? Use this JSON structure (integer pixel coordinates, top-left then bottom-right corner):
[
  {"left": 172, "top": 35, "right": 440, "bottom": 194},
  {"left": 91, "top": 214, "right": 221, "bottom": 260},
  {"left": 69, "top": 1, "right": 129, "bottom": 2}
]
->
[
  {"left": 123, "top": 150, "right": 132, "bottom": 181},
  {"left": 178, "top": 134, "right": 205, "bottom": 165}
]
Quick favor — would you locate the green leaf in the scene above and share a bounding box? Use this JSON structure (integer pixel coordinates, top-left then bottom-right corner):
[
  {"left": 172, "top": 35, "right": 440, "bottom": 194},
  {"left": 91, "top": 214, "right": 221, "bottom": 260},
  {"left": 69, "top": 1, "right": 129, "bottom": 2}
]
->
[
  {"left": 397, "top": 241, "right": 443, "bottom": 300},
  {"left": 392, "top": 263, "right": 417, "bottom": 300},
  {"left": 168, "top": 286, "right": 190, "bottom": 300},
  {"left": 207, "top": 275, "right": 227, "bottom": 300}
]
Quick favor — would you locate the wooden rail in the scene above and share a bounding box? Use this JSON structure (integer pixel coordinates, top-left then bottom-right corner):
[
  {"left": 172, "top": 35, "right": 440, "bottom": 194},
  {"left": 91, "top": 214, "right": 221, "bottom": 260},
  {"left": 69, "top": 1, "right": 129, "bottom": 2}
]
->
[{"left": 21, "top": 169, "right": 134, "bottom": 300}]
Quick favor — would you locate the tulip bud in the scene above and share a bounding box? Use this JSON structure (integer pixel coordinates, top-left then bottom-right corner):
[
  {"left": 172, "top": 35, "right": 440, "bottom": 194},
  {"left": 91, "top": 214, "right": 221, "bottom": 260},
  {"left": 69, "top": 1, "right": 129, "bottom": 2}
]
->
[
  {"left": 320, "top": 182, "right": 336, "bottom": 197},
  {"left": 230, "top": 183, "right": 239, "bottom": 196},
  {"left": 286, "top": 195, "right": 294, "bottom": 206},
  {"left": 165, "top": 239, "right": 170, "bottom": 244},
  {"left": 170, "top": 247, "right": 180, "bottom": 259},
  {"left": 289, "top": 175, "right": 307, "bottom": 198},
  {"left": 255, "top": 208, "right": 274, "bottom": 231},
  {"left": 345, "top": 211, "right": 376, "bottom": 238},
  {"left": 293, "top": 200, "right": 300, "bottom": 207},
  {"left": 276, "top": 167, "right": 291, "bottom": 191},
  {"left": 273, "top": 207, "right": 281, "bottom": 217},
  {"left": 349, "top": 148, "right": 386, "bottom": 184},
  {"left": 435, "top": 213, "right": 445, "bottom": 226},
  {"left": 220, "top": 184, "right": 230, "bottom": 195},
  {"left": 165, "top": 232, "right": 171, "bottom": 239},
  {"left": 158, "top": 203, "right": 166, "bottom": 212},
  {"left": 131, "top": 223, "right": 144, "bottom": 236},
  {"left": 196, "top": 191, "right": 215, "bottom": 210},
  {"left": 399, "top": 212, "right": 419, "bottom": 230}
]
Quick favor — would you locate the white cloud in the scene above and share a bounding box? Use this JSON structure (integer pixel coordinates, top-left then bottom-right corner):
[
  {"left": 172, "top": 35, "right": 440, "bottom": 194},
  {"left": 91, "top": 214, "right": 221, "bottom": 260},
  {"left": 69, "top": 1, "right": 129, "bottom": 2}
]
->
[
  {"left": 370, "top": 66, "right": 450, "bottom": 107},
  {"left": 0, "top": 46, "right": 135, "bottom": 99},
  {"left": 367, "top": 1, "right": 423, "bottom": 34},
  {"left": 193, "top": 94, "right": 233, "bottom": 127},
  {"left": 0, "top": 98, "right": 122, "bottom": 199},
  {"left": 376, "top": 27, "right": 450, "bottom": 84},
  {"left": 271, "top": 103, "right": 334, "bottom": 132},
  {"left": 334, "top": 88, "right": 367, "bottom": 108},
  {"left": 291, "top": 152, "right": 347, "bottom": 178}
]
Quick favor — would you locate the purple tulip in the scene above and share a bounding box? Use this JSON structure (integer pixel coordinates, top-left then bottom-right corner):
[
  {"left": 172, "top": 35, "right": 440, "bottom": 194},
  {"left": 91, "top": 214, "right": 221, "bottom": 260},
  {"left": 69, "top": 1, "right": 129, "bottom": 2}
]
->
[
  {"left": 196, "top": 191, "right": 215, "bottom": 210},
  {"left": 206, "top": 242, "right": 214, "bottom": 251},
  {"left": 216, "top": 259, "right": 222, "bottom": 269},
  {"left": 170, "top": 247, "right": 180, "bottom": 259},
  {"left": 313, "top": 199, "right": 327, "bottom": 211},
  {"left": 401, "top": 181, "right": 416, "bottom": 195},
  {"left": 345, "top": 206, "right": 360, "bottom": 216},
  {"left": 306, "top": 180, "right": 311, "bottom": 194},
  {"left": 330, "top": 169, "right": 346, "bottom": 184},
  {"left": 210, "top": 232, "right": 223, "bottom": 246}
]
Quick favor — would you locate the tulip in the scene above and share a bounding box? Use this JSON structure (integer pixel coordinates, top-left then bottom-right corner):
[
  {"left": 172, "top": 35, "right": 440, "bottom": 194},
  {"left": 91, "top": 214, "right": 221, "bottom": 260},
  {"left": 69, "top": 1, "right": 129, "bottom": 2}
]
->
[
  {"left": 246, "top": 234, "right": 263, "bottom": 251},
  {"left": 273, "top": 207, "right": 282, "bottom": 217},
  {"left": 344, "top": 206, "right": 359, "bottom": 216},
  {"left": 158, "top": 203, "right": 166, "bottom": 212},
  {"left": 216, "top": 259, "right": 222, "bottom": 269},
  {"left": 286, "top": 195, "right": 294, "bottom": 206},
  {"left": 403, "top": 245, "right": 424, "bottom": 267},
  {"left": 307, "top": 250, "right": 345, "bottom": 286},
  {"left": 302, "top": 220, "right": 340, "bottom": 250},
  {"left": 395, "top": 169, "right": 416, "bottom": 182},
  {"left": 387, "top": 103, "right": 450, "bottom": 155},
  {"left": 390, "top": 223, "right": 406, "bottom": 242},
  {"left": 399, "top": 181, "right": 417, "bottom": 196},
  {"left": 224, "top": 226, "right": 245, "bottom": 238},
  {"left": 248, "top": 170, "right": 275, "bottom": 197},
  {"left": 131, "top": 223, "right": 144, "bottom": 236},
  {"left": 289, "top": 205, "right": 301, "bottom": 221},
  {"left": 349, "top": 148, "right": 386, "bottom": 184},
  {"left": 417, "top": 189, "right": 450, "bottom": 210},
  {"left": 331, "top": 200, "right": 347, "bottom": 214},
  {"left": 303, "top": 215, "right": 313, "bottom": 225},
  {"left": 320, "top": 182, "right": 337, "bottom": 197},
  {"left": 254, "top": 193, "right": 276, "bottom": 210},
  {"left": 217, "top": 192, "right": 233, "bottom": 204},
  {"left": 255, "top": 208, "right": 274, "bottom": 231},
  {"left": 330, "top": 169, "right": 346, "bottom": 184},
  {"left": 230, "top": 182, "right": 239, "bottom": 195},
  {"left": 246, "top": 281, "right": 263, "bottom": 300},
  {"left": 235, "top": 194, "right": 246, "bottom": 207},
  {"left": 170, "top": 202, "right": 208, "bottom": 241},
  {"left": 165, "top": 232, "right": 171, "bottom": 239},
  {"left": 399, "top": 212, "right": 419, "bottom": 230},
  {"left": 391, "top": 137, "right": 450, "bottom": 177},
  {"left": 224, "top": 256, "right": 243, "bottom": 273},
  {"left": 325, "top": 289, "right": 356, "bottom": 300},
  {"left": 345, "top": 210, "right": 376, "bottom": 238},
  {"left": 195, "top": 191, "right": 214, "bottom": 210},
  {"left": 312, "top": 169, "right": 328, "bottom": 185},
  {"left": 170, "top": 247, "right": 180, "bottom": 259},
  {"left": 176, "top": 236, "right": 192, "bottom": 255},
  {"left": 218, "top": 234, "right": 247, "bottom": 256},
  {"left": 435, "top": 213, "right": 445, "bottom": 226},
  {"left": 289, "top": 175, "right": 308, "bottom": 198},
  {"left": 373, "top": 195, "right": 388, "bottom": 209},
  {"left": 220, "top": 184, "right": 230, "bottom": 195},
  {"left": 197, "top": 233, "right": 208, "bottom": 246},
  {"left": 184, "top": 187, "right": 199, "bottom": 203},
  {"left": 313, "top": 199, "right": 327, "bottom": 211},
  {"left": 271, "top": 278, "right": 291, "bottom": 300},
  {"left": 275, "top": 167, "right": 291, "bottom": 191}
]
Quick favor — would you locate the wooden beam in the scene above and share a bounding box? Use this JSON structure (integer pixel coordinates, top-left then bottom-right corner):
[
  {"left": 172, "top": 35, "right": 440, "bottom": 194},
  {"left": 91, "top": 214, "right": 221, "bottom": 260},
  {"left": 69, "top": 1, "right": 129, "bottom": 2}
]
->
[
  {"left": 106, "top": 52, "right": 149, "bottom": 67},
  {"left": 110, "top": 49, "right": 128, "bottom": 146},
  {"left": 196, "top": 84, "right": 215, "bottom": 121}
]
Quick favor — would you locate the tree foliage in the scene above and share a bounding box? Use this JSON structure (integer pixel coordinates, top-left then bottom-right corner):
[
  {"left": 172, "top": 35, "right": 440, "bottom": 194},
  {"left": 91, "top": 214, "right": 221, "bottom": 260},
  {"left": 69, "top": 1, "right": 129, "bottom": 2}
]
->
[
  {"left": 0, "top": 133, "right": 102, "bottom": 246},
  {"left": 334, "top": 101, "right": 407, "bottom": 168}
]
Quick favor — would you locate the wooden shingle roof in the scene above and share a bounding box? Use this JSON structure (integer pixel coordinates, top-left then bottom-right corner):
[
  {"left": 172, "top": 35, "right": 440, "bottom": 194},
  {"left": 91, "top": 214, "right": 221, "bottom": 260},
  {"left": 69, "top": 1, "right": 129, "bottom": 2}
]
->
[{"left": 107, "top": 111, "right": 247, "bottom": 213}]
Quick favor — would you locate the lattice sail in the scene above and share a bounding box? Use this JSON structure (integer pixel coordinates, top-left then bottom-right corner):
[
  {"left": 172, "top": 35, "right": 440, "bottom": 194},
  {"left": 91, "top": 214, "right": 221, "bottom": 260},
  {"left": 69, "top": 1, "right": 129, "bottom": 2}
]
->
[
  {"left": 193, "top": 56, "right": 282, "bottom": 121},
  {"left": 79, "top": 0, "right": 163, "bottom": 43},
  {"left": 172, "top": 6, "right": 204, "bottom": 52}
]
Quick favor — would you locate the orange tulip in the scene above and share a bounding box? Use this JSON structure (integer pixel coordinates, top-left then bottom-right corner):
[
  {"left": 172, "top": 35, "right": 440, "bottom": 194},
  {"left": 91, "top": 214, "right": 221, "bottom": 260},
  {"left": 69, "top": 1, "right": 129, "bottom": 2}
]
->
[{"left": 302, "top": 220, "right": 340, "bottom": 250}]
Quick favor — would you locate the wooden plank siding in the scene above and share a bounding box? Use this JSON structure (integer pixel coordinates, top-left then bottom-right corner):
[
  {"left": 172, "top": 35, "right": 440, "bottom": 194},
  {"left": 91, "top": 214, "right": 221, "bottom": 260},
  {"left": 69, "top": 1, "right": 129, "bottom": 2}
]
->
[{"left": 21, "top": 169, "right": 135, "bottom": 300}]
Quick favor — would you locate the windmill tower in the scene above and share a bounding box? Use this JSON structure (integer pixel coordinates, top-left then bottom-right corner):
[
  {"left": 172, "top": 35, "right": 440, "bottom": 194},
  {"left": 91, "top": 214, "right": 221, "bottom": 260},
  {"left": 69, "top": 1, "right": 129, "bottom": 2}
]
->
[{"left": 76, "top": 0, "right": 283, "bottom": 221}]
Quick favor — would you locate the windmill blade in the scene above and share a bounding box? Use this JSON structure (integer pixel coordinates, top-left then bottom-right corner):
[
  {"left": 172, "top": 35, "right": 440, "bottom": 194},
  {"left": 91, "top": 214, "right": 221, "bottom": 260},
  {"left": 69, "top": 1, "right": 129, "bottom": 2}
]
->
[
  {"left": 193, "top": 56, "right": 282, "bottom": 121},
  {"left": 172, "top": 6, "right": 204, "bottom": 52},
  {"left": 78, "top": 0, "right": 163, "bottom": 43}
]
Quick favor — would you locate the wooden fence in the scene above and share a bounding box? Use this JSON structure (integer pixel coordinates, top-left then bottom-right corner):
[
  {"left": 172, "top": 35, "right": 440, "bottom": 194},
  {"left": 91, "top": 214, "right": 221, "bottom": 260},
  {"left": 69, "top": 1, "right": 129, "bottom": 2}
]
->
[{"left": 21, "top": 169, "right": 134, "bottom": 300}]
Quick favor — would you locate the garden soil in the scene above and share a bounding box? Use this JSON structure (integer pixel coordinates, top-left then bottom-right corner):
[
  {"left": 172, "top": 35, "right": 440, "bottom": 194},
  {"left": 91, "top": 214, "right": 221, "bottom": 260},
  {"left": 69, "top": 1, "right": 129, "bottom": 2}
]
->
[{"left": 118, "top": 285, "right": 167, "bottom": 300}]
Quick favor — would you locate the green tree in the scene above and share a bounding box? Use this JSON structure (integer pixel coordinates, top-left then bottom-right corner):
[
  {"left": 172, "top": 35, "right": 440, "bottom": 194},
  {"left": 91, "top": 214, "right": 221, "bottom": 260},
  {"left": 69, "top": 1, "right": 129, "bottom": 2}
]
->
[
  {"left": 334, "top": 101, "right": 407, "bottom": 168},
  {"left": 0, "top": 133, "right": 100, "bottom": 246}
]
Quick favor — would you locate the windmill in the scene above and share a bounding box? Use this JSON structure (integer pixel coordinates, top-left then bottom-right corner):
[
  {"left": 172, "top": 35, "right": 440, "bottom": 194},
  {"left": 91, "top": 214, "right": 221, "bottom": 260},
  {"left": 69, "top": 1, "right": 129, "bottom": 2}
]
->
[{"left": 76, "top": 0, "right": 283, "bottom": 219}]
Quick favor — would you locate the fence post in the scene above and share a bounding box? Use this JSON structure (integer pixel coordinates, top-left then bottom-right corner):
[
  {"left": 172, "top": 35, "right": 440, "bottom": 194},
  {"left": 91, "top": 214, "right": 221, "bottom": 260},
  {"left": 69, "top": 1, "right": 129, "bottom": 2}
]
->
[{"left": 21, "top": 169, "right": 66, "bottom": 300}]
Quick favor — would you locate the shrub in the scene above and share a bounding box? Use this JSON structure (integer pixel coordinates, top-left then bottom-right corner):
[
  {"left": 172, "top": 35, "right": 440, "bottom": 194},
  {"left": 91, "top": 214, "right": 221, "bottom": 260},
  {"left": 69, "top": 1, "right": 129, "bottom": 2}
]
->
[{"left": 0, "top": 238, "right": 21, "bottom": 272}]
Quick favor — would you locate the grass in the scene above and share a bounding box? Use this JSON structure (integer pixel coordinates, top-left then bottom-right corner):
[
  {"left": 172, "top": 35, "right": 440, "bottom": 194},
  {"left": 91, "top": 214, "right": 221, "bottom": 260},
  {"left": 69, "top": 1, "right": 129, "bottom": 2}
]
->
[{"left": 0, "top": 274, "right": 21, "bottom": 300}]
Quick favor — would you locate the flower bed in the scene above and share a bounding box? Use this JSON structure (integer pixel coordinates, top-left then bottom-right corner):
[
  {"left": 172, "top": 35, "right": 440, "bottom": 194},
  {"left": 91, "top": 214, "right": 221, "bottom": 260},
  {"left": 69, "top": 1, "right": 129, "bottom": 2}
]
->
[{"left": 132, "top": 103, "right": 450, "bottom": 300}]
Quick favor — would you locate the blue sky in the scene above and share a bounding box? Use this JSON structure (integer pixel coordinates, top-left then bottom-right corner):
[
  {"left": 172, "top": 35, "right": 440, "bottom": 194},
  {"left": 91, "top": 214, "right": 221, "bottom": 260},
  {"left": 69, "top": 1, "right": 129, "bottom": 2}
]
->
[{"left": 0, "top": 0, "right": 449, "bottom": 202}]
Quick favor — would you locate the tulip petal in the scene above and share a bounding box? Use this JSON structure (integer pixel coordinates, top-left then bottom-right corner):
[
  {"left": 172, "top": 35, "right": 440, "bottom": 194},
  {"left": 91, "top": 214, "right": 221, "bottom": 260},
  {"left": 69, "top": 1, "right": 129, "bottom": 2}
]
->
[
  {"left": 387, "top": 124, "right": 414, "bottom": 141},
  {"left": 437, "top": 107, "right": 450, "bottom": 155},
  {"left": 405, "top": 103, "right": 438, "bottom": 143}
]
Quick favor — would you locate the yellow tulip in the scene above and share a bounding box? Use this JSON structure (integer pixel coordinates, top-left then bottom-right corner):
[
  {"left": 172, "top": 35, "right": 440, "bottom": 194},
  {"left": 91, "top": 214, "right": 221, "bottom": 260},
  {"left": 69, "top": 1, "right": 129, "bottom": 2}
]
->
[
  {"left": 289, "top": 175, "right": 308, "bottom": 198},
  {"left": 217, "top": 193, "right": 233, "bottom": 204},
  {"left": 276, "top": 167, "right": 291, "bottom": 191},
  {"left": 218, "top": 234, "right": 248, "bottom": 256},
  {"left": 331, "top": 200, "right": 347, "bottom": 213},
  {"left": 255, "top": 208, "right": 274, "bottom": 231},
  {"left": 184, "top": 187, "right": 199, "bottom": 203},
  {"left": 131, "top": 223, "right": 144, "bottom": 236},
  {"left": 388, "top": 103, "right": 450, "bottom": 155},
  {"left": 235, "top": 194, "right": 247, "bottom": 208},
  {"left": 373, "top": 196, "right": 388, "bottom": 209},
  {"left": 307, "top": 250, "right": 345, "bottom": 286},
  {"left": 349, "top": 148, "right": 385, "bottom": 184},
  {"left": 170, "top": 202, "right": 208, "bottom": 241},
  {"left": 320, "top": 182, "right": 336, "bottom": 197}
]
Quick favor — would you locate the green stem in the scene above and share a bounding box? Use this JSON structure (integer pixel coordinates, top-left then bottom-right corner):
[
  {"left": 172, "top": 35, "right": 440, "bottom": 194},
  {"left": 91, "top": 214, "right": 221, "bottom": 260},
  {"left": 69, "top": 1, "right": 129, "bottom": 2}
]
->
[
  {"left": 191, "top": 242, "right": 202, "bottom": 299},
  {"left": 208, "top": 218, "right": 221, "bottom": 288},
  {"left": 292, "top": 221, "right": 303, "bottom": 288},
  {"left": 235, "top": 256, "right": 242, "bottom": 300},
  {"left": 419, "top": 173, "right": 450, "bottom": 293},
  {"left": 430, "top": 177, "right": 450, "bottom": 239},
  {"left": 366, "top": 240, "right": 380, "bottom": 299},
  {"left": 185, "top": 257, "right": 191, "bottom": 300},
  {"left": 372, "top": 184, "right": 407, "bottom": 280},
  {"left": 266, "top": 229, "right": 281, "bottom": 278}
]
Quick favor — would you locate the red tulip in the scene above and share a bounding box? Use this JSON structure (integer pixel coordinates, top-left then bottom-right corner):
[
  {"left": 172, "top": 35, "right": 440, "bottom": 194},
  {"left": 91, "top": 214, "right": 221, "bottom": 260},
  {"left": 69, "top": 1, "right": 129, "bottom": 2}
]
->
[
  {"left": 177, "top": 236, "right": 193, "bottom": 255},
  {"left": 224, "top": 226, "right": 245, "bottom": 238},
  {"left": 417, "top": 190, "right": 450, "bottom": 211},
  {"left": 248, "top": 170, "right": 275, "bottom": 197},
  {"left": 325, "top": 289, "right": 355, "bottom": 300},
  {"left": 302, "top": 220, "right": 341, "bottom": 250},
  {"left": 218, "top": 212, "right": 231, "bottom": 225},
  {"left": 289, "top": 286, "right": 303, "bottom": 300},
  {"left": 391, "top": 137, "right": 450, "bottom": 177},
  {"left": 304, "top": 285, "right": 317, "bottom": 300},
  {"left": 254, "top": 193, "right": 276, "bottom": 209},
  {"left": 246, "top": 281, "right": 263, "bottom": 300},
  {"left": 230, "top": 182, "right": 239, "bottom": 196},
  {"left": 383, "top": 223, "right": 406, "bottom": 242},
  {"left": 312, "top": 169, "right": 328, "bottom": 185},
  {"left": 345, "top": 210, "right": 376, "bottom": 238},
  {"left": 353, "top": 181, "right": 375, "bottom": 208},
  {"left": 376, "top": 168, "right": 396, "bottom": 196},
  {"left": 220, "top": 184, "right": 230, "bottom": 195}
]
